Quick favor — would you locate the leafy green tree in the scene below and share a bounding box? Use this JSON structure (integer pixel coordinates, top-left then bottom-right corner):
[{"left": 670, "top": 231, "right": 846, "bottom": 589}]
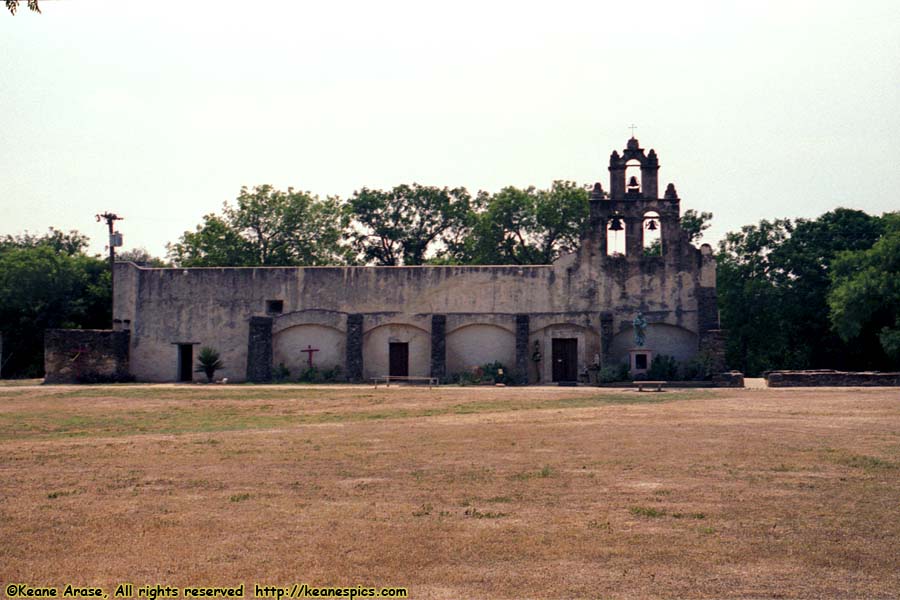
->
[
  {"left": 716, "top": 209, "right": 886, "bottom": 374},
  {"left": 349, "top": 184, "right": 472, "bottom": 266},
  {"left": 5, "top": 0, "right": 39, "bottom": 15},
  {"left": 452, "top": 181, "right": 590, "bottom": 265},
  {"left": 117, "top": 248, "right": 169, "bottom": 268},
  {"left": 772, "top": 208, "right": 884, "bottom": 368},
  {"left": 680, "top": 209, "right": 713, "bottom": 243},
  {"left": 0, "top": 231, "right": 109, "bottom": 377},
  {"left": 828, "top": 213, "right": 900, "bottom": 366},
  {"left": 716, "top": 219, "right": 795, "bottom": 375},
  {"left": 168, "top": 185, "right": 350, "bottom": 267}
]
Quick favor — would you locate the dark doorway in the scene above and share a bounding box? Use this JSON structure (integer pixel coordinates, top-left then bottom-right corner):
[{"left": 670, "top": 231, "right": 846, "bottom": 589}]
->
[
  {"left": 178, "top": 344, "right": 193, "bottom": 382},
  {"left": 389, "top": 342, "right": 409, "bottom": 377},
  {"left": 552, "top": 338, "right": 578, "bottom": 382}
]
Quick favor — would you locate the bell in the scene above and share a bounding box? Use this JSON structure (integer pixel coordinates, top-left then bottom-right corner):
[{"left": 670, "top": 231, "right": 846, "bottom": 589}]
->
[
  {"left": 627, "top": 176, "right": 640, "bottom": 190},
  {"left": 646, "top": 219, "right": 658, "bottom": 231},
  {"left": 608, "top": 217, "right": 624, "bottom": 231}
]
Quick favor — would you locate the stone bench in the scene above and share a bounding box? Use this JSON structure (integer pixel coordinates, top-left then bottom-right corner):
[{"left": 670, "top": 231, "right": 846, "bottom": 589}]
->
[
  {"left": 633, "top": 380, "right": 666, "bottom": 392},
  {"left": 373, "top": 375, "right": 438, "bottom": 389}
]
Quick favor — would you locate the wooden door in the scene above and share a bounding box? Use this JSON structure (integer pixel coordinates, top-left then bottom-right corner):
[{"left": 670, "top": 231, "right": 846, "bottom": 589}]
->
[
  {"left": 551, "top": 338, "right": 578, "bottom": 382},
  {"left": 389, "top": 342, "right": 409, "bottom": 377}
]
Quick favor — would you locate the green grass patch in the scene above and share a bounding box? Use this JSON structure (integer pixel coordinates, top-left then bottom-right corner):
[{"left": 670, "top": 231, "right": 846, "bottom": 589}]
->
[
  {"left": 831, "top": 453, "right": 898, "bottom": 471},
  {"left": 0, "top": 387, "right": 711, "bottom": 442},
  {"left": 630, "top": 506, "right": 666, "bottom": 518}
]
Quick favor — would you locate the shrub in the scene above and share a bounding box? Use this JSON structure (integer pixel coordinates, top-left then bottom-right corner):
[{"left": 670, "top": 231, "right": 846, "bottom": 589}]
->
[
  {"left": 647, "top": 354, "right": 679, "bottom": 380},
  {"left": 298, "top": 366, "right": 322, "bottom": 383},
  {"left": 195, "top": 347, "right": 224, "bottom": 383},
  {"left": 481, "top": 361, "right": 514, "bottom": 385},
  {"left": 599, "top": 362, "right": 630, "bottom": 383},
  {"left": 273, "top": 363, "right": 291, "bottom": 382},
  {"left": 682, "top": 351, "right": 715, "bottom": 381},
  {"left": 321, "top": 364, "right": 343, "bottom": 382}
]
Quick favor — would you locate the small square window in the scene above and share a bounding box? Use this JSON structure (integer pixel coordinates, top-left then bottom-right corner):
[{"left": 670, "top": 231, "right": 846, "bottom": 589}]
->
[
  {"left": 266, "top": 300, "right": 284, "bottom": 314},
  {"left": 635, "top": 353, "right": 648, "bottom": 370}
]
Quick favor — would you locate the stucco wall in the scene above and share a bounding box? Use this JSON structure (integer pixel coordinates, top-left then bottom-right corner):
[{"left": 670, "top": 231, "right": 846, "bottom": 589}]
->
[
  {"left": 113, "top": 189, "right": 718, "bottom": 382},
  {"left": 446, "top": 324, "right": 516, "bottom": 376}
]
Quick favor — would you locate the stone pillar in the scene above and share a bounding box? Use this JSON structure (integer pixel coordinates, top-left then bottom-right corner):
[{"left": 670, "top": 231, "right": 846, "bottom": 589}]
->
[
  {"left": 345, "top": 314, "right": 364, "bottom": 382},
  {"left": 625, "top": 217, "right": 643, "bottom": 257},
  {"left": 599, "top": 312, "right": 614, "bottom": 364},
  {"left": 700, "top": 329, "right": 727, "bottom": 372},
  {"left": 430, "top": 314, "right": 446, "bottom": 381},
  {"left": 515, "top": 314, "right": 530, "bottom": 385},
  {"left": 246, "top": 317, "right": 273, "bottom": 383},
  {"left": 696, "top": 287, "right": 720, "bottom": 333}
]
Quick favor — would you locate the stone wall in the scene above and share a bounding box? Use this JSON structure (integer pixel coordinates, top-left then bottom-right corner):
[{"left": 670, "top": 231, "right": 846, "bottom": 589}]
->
[
  {"left": 44, "top": 329, "right": 131, "bottom": 384},
  {"left": 112, "top": 139, "right": 719, "bottom": 383},
  {"left": 766, "top": 370, "right": 900, "bottom": 387}
]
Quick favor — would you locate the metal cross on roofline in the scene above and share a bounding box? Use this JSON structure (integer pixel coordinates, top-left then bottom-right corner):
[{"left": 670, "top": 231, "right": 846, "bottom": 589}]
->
[{"left": 628, "top": 124, "right": 637, "bottom": 137}]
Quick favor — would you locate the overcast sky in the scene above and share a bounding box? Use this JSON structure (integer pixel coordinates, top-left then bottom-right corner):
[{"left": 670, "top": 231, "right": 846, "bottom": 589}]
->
[{"left": 2, "top": 0, "right": 898, "bottom": 258}]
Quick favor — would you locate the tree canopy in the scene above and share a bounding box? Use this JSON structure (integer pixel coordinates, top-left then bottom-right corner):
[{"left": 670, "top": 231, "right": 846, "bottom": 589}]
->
[
  {"left": 828, "top": 213, "right": 900, "bottom": 363},
  {"left": 5, "top": 0, "right": 39, "bottom": 15},
  {"left": 0, "top": 229, "right": 109, "bottom": 377},
  {"left": 716, "top": 208, "right": 892, "bottom": 375},
  {"left": 168, "top": 185, "right": 350, "bottom": 267},
  {"left": 444, "top": 181, "right": 590, "bottom": 265},
  {"left": 348, "top": 184, "right": 472, "bottom": 266}
]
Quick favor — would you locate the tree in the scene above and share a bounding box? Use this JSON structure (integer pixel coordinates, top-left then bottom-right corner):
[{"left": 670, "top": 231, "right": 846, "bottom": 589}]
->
[
  {"left": 0, "top": 231, "right": 110, "bottom": 377},
  {"left": 828, "top": 213, "right": 900, "bottom": 366},
  {"left": 452, "top": 181, "right": 590, "bottom": 265},
  {"left": 349, "top": 184, "right": 472, "bottom": 266},
  {"left": 680, "top": 209, "right": 713, "bottom": 243},
  {"left": 168, "top": 185, "right": 350, "bottom": 267},
  {"left": 716, "top": 219, "right": 795, "bottom": 375},
  {"left": 715, "top": 209, "right": 887, "bottom": 375},
  {"left": 5, "top": 0, "right": 39, "bottom": 15},
  {"left": 117, "top": 248, "right": 169, "bottom": 268}
]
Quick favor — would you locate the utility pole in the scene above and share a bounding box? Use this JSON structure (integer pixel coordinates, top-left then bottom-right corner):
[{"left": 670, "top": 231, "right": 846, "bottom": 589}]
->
[{"left": 96, "top": 212, "right": 123, "bottom": 327}]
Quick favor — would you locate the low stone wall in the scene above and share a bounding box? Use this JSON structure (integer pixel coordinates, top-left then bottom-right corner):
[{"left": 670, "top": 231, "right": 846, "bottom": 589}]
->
[
  {"left": 712, "top": 371, "right": 745, "bottom": 388},
  {"left": 766, "top": 370, "right": 900, "bottom": 387},
  {"left": 44, "top": 329, "right": 131, "bottom": 384}
]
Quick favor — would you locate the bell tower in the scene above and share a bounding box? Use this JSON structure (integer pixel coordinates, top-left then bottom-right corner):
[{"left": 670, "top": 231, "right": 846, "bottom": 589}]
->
[{"left": 590, "top": 137, "right": 682, "bottom": 258}]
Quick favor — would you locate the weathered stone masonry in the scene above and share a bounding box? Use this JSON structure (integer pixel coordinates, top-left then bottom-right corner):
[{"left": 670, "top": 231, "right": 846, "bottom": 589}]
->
[{"left": 102, "top": 138, "right": 722, "bottom": 383}]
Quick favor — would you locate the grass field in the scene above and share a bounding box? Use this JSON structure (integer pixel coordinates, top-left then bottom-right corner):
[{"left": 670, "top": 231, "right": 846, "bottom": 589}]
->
[{"left": 1, "top": 383, "right": 899, "bottom": 598}]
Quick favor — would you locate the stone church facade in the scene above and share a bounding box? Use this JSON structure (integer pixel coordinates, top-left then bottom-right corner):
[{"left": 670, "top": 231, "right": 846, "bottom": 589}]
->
[{"left": 109, "top": 138, "right": 721, "bottom": 383}]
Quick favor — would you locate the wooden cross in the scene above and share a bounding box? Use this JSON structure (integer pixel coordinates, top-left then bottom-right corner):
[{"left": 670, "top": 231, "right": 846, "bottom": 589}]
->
[
  {"left": 301, "top": 344, "right": 320, "bottom": 368},
  {"left": 628, "top": 124, "right": 637, "bottom": 137}
]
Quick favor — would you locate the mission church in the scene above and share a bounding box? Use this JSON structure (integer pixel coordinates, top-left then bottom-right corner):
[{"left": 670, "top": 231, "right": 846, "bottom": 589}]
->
[{"left": 106, "top": 137, "right": 722, "bottom": 384}]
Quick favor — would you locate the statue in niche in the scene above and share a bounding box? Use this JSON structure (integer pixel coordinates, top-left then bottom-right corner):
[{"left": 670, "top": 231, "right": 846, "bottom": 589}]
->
[{"left": 633, "top": 311, "right": 647, "bottom": 347}]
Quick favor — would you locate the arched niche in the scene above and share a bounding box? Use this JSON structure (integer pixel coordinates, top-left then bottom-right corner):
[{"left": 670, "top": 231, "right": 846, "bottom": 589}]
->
[
  {"left": 362, "top": 323, "right": 430, "bottom": 379},
  {"left": 446, "top": 323, "right": 516, "bottom": 376},
  {"left": 606, "top": 213, "right": 627, "bottom": 257},
  {"left": 273, "top": 324, "right": 345, "bottom": 376},
  {"left": 529, "top": 322, "right": 599, "bottom": 384},
  {"left": 608, "top": 323, "right": 698, "bottom": 368},
  {"left": 643, "top": 211, "right": 662, "bottom": 256}
]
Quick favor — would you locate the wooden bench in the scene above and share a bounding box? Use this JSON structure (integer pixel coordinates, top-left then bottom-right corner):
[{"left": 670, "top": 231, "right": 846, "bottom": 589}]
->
[
  {"left": 373, "top": 375, "right": 438, "bottom": 389},
  {"left": 633, "top": 380, "right": 666, "bottom": 392}
]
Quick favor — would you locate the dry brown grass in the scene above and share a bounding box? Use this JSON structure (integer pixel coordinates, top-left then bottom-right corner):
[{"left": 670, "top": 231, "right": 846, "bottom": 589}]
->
[{"left": 1, "top": 384, "right": 899, "bottom": 598}]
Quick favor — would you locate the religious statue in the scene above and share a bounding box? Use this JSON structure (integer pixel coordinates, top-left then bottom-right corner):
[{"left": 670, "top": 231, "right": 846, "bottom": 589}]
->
[
  {"left": 531, "top": 340, "right": 543, "bottom": 383},
  {"left": 633, "top": 311, "right": 647, "bottom": 347}
]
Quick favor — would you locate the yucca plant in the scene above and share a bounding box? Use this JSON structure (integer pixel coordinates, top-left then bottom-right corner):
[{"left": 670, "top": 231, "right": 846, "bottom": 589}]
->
[{"left": 195, "top": 347, "right": 224, "bottom": 383}]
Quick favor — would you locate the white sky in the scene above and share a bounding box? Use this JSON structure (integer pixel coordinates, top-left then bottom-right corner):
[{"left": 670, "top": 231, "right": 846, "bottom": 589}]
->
[{"left": 2, "top": 0, "right": 898, "bottom": 258}]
